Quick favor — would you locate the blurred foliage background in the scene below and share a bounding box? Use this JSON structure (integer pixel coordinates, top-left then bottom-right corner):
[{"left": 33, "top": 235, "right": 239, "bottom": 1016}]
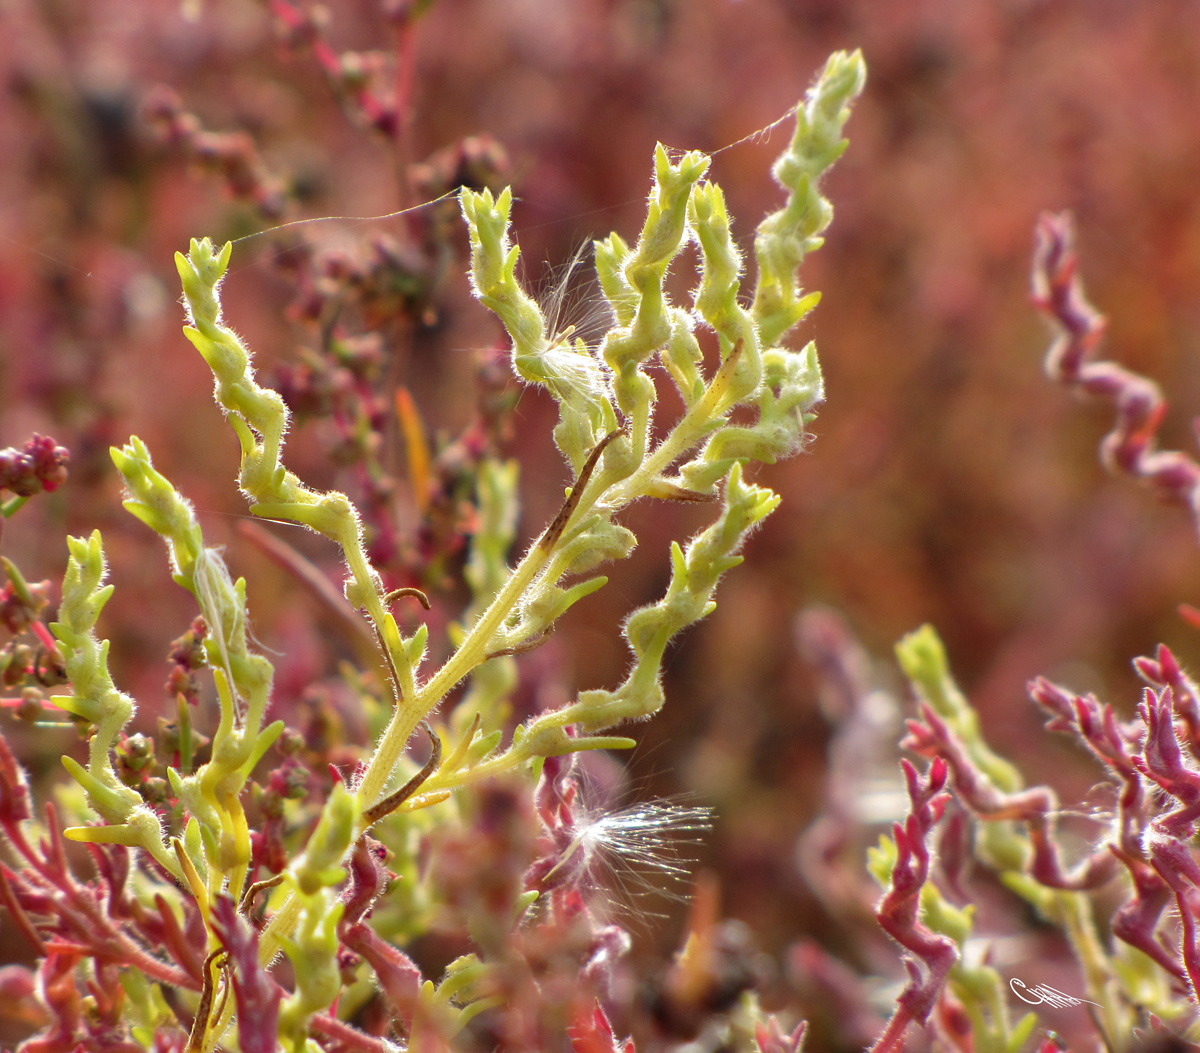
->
[{"left": 4, "top": 0, "right": 1200, "bottom": 1047}]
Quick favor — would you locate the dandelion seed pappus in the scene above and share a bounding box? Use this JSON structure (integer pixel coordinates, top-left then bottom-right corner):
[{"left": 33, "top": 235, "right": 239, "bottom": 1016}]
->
[
  {"left": 536, "top": 237, "right": 615, "bottom": 351},
  {"left": 530, "top": 765, "right": 713, "bottom": 924}
]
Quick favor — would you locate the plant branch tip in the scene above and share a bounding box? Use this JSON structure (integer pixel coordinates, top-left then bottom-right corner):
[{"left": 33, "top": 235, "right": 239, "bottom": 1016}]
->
[{"left": 384, "top": 586, "right": 432, "bottom": 610}]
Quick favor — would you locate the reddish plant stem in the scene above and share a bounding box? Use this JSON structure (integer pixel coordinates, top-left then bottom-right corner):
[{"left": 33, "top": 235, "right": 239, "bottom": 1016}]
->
[
  {"left": 905, "top": 703, "right": 1118, "bottom": 890},
  {"left": 869, "top": 758, "right": 956, "bottom": 1053},
  {"left": 1033, "top": 211, "right": 1200, "bottom": 527},
  {"left": 0, "top": 863, "right": 46, "bottom": 953},
  {"left": 1, "top": 803, "right": 195, "bottom": 991},
  {"left": 309, "top": 1011, "right": 400, "bottom": 1051},
  {"left": 1148, "top": 839, "right": 1200, "bottom": 1001}
]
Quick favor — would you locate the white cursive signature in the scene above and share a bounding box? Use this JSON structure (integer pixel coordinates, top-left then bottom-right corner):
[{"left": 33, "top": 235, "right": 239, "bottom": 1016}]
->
[{"left": 1009, "top": 977, "right": 1103, "bottom": 1009}]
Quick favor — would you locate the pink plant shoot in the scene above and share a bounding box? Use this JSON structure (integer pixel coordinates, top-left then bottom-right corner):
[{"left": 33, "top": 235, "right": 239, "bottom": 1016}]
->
[
  {"left": 1033, "top": 211, "right": 1200, "bottom": 527},
  {"left": 869, "top": 757, "right": 956, "bottom": 1053}
]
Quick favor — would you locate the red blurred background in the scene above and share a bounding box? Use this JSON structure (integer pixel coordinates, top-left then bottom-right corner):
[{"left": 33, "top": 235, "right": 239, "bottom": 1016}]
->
[{"left": 4, "top": 0, "right": 1200, "bottom": 1044}]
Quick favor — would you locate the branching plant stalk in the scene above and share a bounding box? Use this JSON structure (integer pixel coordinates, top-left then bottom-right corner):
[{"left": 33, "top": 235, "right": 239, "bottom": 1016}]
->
[
  {"left": 356, "top": 539, "right": 550, "bottom": 811},
  {"left": 149, "top": 50, "right": 866, "bottom": 1047}
]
